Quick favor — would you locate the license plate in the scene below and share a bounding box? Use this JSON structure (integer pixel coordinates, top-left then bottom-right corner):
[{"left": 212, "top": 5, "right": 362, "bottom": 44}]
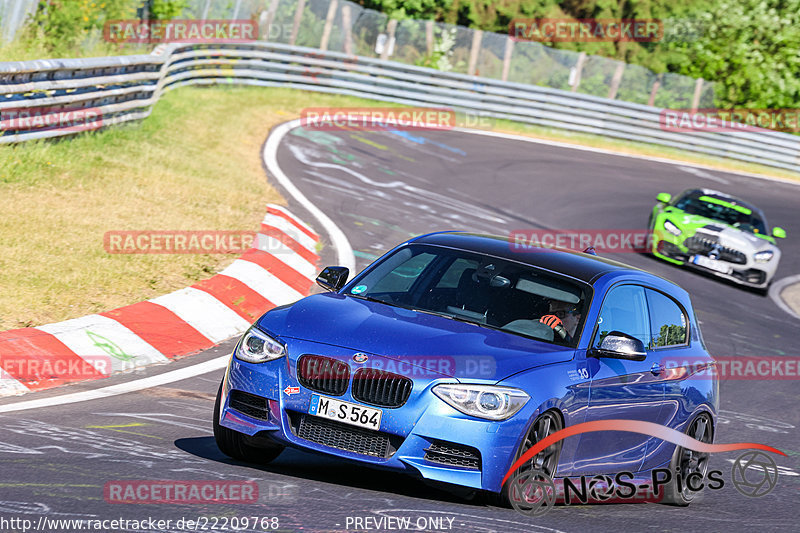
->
[
  {"left": 691, "top": 255, "right": 731, "bottom": 274},
  {"left": 309, "top": 394, "right": 382, "bottom": 430}
]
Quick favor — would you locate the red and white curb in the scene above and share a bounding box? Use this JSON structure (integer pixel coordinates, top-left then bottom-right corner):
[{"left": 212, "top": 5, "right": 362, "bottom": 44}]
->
[{"left": 0, "top": 204, "right": 319, "bottom": 397}]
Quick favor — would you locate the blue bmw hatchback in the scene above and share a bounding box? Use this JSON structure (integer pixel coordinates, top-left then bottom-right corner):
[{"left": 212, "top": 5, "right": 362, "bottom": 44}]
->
[{"left": 214, "top": 232, "right": 718, "bottom": 506}]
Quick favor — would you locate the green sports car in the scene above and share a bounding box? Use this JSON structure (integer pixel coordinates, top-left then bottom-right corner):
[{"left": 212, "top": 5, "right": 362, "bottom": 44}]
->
[{"left": 649, "top": 188, "right": 786, "bottom": 290}]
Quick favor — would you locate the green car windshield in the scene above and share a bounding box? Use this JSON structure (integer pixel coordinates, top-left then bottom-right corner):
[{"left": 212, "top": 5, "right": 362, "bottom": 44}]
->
[
  {"left": 675, "top": 195, "right": 768, "bottom": 236},
  {"left": 346, "top": 244, "right": 590, "bottom": 347}
]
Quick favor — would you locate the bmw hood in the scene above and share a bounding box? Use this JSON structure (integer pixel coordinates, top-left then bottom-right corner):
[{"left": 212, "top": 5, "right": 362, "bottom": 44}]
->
[{"left": 256, "top": 293, "right": 575, "bottom": 382}]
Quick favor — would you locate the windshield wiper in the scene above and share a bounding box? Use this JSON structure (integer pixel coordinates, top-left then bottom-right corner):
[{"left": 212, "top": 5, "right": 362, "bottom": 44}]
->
[
  {"left": 347, "top": 293, "right": 412, "bottom": 311},
  {"left": 410, "top": 308, "right": 505, "bottom": 332}
]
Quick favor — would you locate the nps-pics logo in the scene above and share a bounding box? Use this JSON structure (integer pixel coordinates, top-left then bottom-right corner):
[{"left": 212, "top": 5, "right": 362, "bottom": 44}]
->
[{"left": 503, "top": 419, "right": 786, "bottom": 517}]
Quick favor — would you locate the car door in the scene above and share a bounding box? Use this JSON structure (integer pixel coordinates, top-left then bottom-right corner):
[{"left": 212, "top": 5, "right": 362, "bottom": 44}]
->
[
  {"left": 571, "top": 284, "right": 666, "bottom": 476},
  {"left": 639, "top": 287, "right": 693, "bottom": 471}
]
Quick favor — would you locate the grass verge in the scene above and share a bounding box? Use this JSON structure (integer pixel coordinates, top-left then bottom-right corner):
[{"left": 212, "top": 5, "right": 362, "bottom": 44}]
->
[{"left": 0, "top": 86, "right": 350, "bottom": 330}]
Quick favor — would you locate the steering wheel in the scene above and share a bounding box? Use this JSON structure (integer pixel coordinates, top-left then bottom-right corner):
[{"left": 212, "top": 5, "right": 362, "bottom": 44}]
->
[{"left": 539, "top": 314, "right": 568, "bottom": 340}]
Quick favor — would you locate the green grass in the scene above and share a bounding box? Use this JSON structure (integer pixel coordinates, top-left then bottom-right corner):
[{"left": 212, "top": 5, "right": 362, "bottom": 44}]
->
[{"left": 0, "top": 86, "right": 364, "bottom": 330}]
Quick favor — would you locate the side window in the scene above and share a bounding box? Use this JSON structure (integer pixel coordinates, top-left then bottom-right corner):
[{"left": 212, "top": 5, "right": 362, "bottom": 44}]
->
[
  {"left": 645, "top": 289, "right": 688, "bottom": 348},
  {"left": 435, "top": 258, "right": 480, "bottom": 289},
  {"left": 369, "top": 252, "right": 436, "bottom": 293},
  {"left": 594, "top": 285, "right": 650, "bottom": 348}
]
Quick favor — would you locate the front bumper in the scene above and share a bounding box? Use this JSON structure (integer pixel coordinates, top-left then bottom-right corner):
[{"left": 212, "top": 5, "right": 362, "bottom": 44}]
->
[
  {"left": 653, "top": 239, "right": 774, "bottom": 288},
  {"left": 218, "top": 338, "right": 533, "bottom": 493}
]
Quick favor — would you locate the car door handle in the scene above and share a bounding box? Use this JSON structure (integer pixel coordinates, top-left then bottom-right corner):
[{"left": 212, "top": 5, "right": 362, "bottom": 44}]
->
[{"left": 650, "top": 363, "right": 663, "bottom": 376}]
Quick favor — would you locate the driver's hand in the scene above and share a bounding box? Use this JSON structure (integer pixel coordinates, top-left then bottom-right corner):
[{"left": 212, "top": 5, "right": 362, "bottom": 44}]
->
[{"left": 540, "top": 314, "right": 567, "bottom": 340}]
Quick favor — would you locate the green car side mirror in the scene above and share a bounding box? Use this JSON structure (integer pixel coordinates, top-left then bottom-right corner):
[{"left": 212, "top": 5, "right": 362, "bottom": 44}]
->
[
  {"left": 773, "top": 227, "right": 786, "bottom": 239},
  {"left": 656, "top": 192, "right": 671, "bottom": 204}
]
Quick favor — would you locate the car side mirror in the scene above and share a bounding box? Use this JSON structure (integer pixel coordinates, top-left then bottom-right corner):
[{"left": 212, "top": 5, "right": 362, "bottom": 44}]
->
[
  {"left": 589, "top": 331, "right": 647, "bottom": 361},
  {"left": 316, "top": 266, "right": 349, "bottom": 292},
  {"left": 773, "top": 227, "right": 786, "bottom": 239},
  {"left": 656, "top": 192, "right": 672, "bottom": 204}
]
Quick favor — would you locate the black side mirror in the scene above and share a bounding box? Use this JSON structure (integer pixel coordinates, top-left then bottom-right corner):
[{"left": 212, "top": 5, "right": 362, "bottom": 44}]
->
[
  {"left": 589, "top": 330, "right": 647, "bottom": 361},
  {"left": 316, "top": 266, "right": 349, "bottom": 292}
]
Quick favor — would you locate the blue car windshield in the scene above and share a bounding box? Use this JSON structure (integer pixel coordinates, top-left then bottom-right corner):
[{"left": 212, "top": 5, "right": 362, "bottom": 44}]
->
[{"left": 346, "top": 244, "right": 590, "bottom": 347}]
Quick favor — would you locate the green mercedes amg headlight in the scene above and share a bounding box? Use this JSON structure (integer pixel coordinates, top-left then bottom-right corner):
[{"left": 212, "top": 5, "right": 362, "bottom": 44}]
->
[{"left": 663, "top": 219, "right": 682, "bottom": 236}]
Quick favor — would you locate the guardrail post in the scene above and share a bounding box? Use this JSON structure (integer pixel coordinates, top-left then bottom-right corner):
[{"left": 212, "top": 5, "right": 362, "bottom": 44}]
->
[
  {"left": 467, "top": 30, "right": 483, "bottom": 76},
  {"left": 380, "top": 19, "right": 398, "bottom": 61},
  {"left": 425, "top": 20, "right": 434, "bottom": 56},
  {"left": 570, "top": 51, "right": 586, "bottom": 92},
  {"left": 289, "top": 0, "right": 306, "bottom": 46},
  {"left": 501, "top": 37, "right": 514, "bottom": 82},
  {"left": 232, "top": 0, "right": 243, "bottom": 19},
  {"left": 648, "top": 73, "right": 662, "bottom": 107},
  {"left": 261, "top": 0, "right": 281, "bottom": 41},
  {"left": 320, "top": 0, "right": 338, "bottom": 51},
  {"left": 691, "top": 77, "right": 704, "bottom": 111},
  {"left": 607, "top": 62, "right": 625, "bottom": 99},
  {"left": 342, "top": 4, "right": 353, "bottom": 55}
]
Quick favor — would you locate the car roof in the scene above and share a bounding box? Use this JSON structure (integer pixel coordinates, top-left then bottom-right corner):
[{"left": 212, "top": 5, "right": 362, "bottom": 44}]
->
[{"left": 408, "top": 232, "right": 642, "bottom": 284}]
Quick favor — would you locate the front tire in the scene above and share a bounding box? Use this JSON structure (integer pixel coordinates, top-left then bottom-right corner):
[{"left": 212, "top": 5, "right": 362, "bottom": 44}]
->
[
  {"left": 661, "top": 412, "right": 714, "bottom": 506},
  {"left": 493, "top": 410, "right": 563, "bottom": 508},
  {"left": 213, "top": 382, "right": 284, "bottom": 464}
]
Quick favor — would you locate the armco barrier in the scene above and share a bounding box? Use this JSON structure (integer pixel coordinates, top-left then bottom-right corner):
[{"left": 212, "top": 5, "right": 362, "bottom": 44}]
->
[
  {"left": 1, "top": 42, "right": 799, "bottom": 173},
  {"left": 0, "top": 204, "right": 319, "bottom": 397}
]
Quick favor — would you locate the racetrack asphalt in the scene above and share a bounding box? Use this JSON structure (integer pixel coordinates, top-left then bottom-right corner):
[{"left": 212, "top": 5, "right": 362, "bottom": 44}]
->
[{"left": 0, "top": 125, "right": 797, "bottom": 533}]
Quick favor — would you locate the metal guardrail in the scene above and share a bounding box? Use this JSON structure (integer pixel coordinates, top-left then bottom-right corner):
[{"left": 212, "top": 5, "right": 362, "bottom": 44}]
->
[{"left": 1, "top": 41, "right": 799, "bottom": 173}]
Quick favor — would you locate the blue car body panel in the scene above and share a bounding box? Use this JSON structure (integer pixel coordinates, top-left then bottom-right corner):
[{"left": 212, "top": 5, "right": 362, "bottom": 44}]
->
[{"left": 218, "top": 233, "right": 718, "bottom": 493}]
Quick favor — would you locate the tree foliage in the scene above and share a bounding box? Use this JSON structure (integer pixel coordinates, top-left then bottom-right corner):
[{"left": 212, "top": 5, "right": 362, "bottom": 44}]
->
[{"left": 358, "top": 0, "right": 800, "bottom": 108}]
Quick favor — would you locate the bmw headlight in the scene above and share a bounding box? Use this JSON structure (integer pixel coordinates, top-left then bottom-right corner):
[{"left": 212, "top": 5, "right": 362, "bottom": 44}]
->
[
  {"left": 432, "top": 384, "right": 529, "bottom": 421},
  {"left": 234, "top": 326, "right": 286, "bottom": 363},
  {"left": 663, "top": 219, "right": 682, "bottom": 236},
  {"left": 754, "top": 250, "right": 774, "bottom": 263}
]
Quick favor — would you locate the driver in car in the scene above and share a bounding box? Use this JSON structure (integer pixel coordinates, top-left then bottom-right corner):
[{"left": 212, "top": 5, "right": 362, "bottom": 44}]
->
[{"left": 539, "top": 300, "right": 582, "bottom": 344}]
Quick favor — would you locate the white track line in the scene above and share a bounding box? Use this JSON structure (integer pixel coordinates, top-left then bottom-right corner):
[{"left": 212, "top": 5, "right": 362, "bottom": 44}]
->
[
  {"left": 0, "top": 356, "right": 229, "bottom": 413},
  {"left": 769, "top": 274, "right": 800, "bottom": 321},
  {"left": 263, "top": 119, "right": 356, "bottom": 273}
]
